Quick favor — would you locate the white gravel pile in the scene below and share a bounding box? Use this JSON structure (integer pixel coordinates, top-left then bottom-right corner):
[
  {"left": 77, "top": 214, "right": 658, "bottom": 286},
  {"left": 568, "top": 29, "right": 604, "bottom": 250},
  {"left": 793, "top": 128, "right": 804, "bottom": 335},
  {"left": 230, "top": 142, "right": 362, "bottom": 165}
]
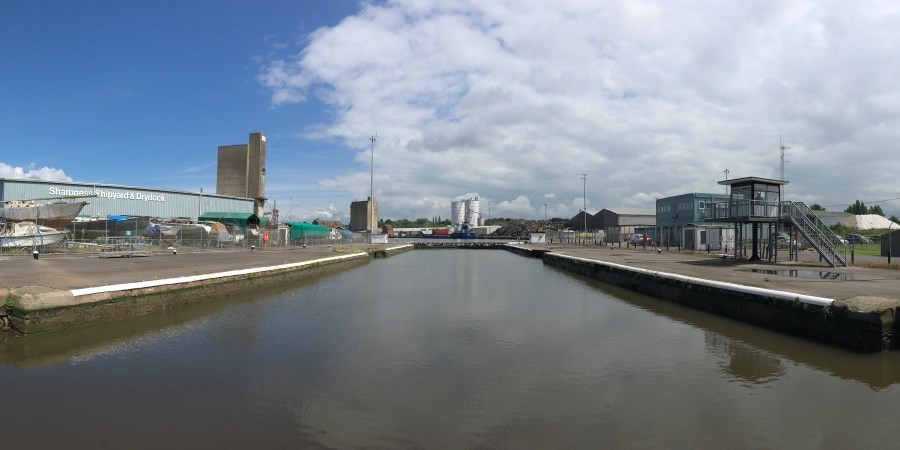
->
[{"left": 852, "top": 214, "right": 897, "bottom": 230}]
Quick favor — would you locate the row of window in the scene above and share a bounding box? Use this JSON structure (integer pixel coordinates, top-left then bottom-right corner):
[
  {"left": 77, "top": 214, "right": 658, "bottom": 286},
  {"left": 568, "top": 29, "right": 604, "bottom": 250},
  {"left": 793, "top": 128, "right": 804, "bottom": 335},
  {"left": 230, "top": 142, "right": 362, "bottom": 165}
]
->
[{"left": 657, "top": 201, "right": 706, "bottom": 214}]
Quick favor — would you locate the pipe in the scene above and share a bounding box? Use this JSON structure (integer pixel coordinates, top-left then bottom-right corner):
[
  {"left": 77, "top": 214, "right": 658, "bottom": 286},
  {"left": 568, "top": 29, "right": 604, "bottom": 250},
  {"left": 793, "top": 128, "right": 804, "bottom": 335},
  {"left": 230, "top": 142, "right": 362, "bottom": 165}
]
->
[{"left": 556, "top": 254, "right": 834, "bottom": 307}]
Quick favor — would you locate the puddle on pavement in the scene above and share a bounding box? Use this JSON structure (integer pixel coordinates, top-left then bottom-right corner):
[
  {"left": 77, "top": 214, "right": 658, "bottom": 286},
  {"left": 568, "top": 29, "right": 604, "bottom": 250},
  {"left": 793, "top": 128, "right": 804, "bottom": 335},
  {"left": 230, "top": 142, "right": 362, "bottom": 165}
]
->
[{"left": 741, "top": 268, "right": 855, "bottom": 281}]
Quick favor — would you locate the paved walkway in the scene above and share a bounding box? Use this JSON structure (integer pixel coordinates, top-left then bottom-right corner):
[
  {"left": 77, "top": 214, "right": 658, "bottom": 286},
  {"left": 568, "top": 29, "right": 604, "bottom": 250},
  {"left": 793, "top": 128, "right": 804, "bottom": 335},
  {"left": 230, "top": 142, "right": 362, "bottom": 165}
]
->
[
  {"left": 526, "top": 244, "right": 900, "bottom": 302},
  {"left": 0, "top": 245, "right": 379, "bottom": 291}
]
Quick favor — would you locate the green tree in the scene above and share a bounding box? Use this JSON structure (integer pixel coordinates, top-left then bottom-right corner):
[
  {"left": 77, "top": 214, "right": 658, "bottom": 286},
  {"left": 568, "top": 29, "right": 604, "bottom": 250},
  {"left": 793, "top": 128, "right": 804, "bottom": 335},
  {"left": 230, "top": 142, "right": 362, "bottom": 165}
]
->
[
  {"left": 830, "top": 223, "right": 852, "bottom": 236},
  {"left": 810, "top": 204, "right": 825, "bottom": 211},
  {"left": 869, "top": 205, "right": 884, "bottom": 216},
  {"left": 890, "top": 215, "right": 899, "bottom": 224},
  {"left": 845, "top": 200, "right": 868, "bottom": 215}
]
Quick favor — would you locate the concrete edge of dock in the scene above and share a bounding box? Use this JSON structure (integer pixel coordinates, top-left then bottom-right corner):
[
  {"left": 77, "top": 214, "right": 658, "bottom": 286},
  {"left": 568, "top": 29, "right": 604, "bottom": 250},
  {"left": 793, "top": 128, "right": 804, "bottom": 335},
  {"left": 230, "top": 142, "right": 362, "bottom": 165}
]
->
[
  {"left": 3, "top": 244, "right": 414, "bottom": 335},
  {"left": 503, "top": 244, "right": 900, "bottom": 352}
]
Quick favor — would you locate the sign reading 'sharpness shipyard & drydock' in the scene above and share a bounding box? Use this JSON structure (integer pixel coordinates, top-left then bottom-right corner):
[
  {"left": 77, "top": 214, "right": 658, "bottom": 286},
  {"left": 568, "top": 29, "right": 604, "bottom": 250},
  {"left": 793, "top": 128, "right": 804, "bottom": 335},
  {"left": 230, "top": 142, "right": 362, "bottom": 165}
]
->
[{"left": 48, "top": 186, "right": 167, "bottom": 202}]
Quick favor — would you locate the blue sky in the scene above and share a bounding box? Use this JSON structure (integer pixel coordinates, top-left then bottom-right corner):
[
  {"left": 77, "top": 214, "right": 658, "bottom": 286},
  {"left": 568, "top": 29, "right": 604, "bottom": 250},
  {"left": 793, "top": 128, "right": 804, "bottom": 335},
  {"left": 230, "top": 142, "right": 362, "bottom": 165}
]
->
[{"left": 5, "top": 0, "right": 900, "bottom": 222}]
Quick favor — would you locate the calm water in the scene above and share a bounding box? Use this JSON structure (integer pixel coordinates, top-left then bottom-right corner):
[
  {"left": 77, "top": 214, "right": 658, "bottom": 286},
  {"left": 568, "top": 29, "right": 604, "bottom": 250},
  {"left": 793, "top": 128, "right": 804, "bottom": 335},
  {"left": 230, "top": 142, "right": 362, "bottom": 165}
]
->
[{"left": 3, "top": 250, "right": 900, "bottom": 449}]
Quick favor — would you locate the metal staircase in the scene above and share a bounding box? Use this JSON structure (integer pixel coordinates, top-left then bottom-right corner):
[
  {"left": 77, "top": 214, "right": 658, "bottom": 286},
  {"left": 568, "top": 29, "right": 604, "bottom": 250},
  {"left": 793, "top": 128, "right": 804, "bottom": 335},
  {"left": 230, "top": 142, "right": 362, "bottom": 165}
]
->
[{"left": 782, "top": 201, "right": 848, "bottom": 267}]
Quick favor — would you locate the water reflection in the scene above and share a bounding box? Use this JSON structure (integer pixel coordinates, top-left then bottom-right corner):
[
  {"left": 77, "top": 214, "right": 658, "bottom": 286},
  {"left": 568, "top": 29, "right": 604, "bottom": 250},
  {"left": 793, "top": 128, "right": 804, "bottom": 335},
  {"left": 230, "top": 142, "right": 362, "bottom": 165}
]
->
[
  {"left": 741, "top": 268, "right": 855, "bottom": 281},
  {"left": 0, "top": 276, "right": 319, "bottom": 368},
  {"left": 704, "top": 333, "right": 785, "bottom": 385},
  {"left": 546, "top": 265, "right": 900, "bottom": 390}
]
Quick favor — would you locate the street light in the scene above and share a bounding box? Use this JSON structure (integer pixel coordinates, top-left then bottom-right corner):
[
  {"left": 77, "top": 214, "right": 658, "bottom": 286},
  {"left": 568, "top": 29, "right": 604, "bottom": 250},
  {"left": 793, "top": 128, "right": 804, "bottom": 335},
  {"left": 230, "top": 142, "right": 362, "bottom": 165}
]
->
[
  {"left": 581, "top": 173, "right": 587, "bottom": 232},
  {"left": 369, "top": 134, "right": 377, "bottom": 242},
  {"left": 723, "top": 169, "right": 730, "bottom": 195},
  {"left": 890, "top": 220, "right": 895, "bottom": 266}
]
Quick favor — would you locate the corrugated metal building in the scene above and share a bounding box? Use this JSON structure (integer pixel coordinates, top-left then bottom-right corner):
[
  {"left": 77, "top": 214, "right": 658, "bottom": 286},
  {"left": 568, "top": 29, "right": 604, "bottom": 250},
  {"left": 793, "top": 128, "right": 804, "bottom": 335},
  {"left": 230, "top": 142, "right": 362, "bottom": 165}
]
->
[
  {"left": 593, "top": 208, "right": 656, "bottom": 243},
  {"left": 0, "top": 178, "right": 254, "bottom": 221}
]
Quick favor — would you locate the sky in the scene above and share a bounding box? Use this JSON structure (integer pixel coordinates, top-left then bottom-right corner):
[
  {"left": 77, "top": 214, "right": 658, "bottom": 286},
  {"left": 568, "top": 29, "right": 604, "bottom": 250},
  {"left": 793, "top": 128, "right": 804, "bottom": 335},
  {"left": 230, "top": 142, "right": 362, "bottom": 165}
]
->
[{"left": 4, "top": 0, "right": 900, "bottom": 223}]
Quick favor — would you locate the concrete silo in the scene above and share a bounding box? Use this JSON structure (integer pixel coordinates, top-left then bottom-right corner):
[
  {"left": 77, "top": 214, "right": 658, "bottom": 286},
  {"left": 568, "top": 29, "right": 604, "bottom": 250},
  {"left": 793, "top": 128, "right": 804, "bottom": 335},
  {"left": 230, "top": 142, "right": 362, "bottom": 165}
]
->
[
  {"left": 465, "top": 197, "right": 481, "bottom": 226},
  {"left": 451, "top": 201, "right": 466, "bottom": 226}
]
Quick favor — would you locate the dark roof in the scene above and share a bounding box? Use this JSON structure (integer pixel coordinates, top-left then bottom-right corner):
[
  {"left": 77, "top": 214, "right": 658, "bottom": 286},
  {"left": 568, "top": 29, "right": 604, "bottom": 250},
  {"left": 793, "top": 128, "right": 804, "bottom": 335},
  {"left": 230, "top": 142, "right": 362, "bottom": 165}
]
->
[{"left": 717, "top": 176, "right": 788, "bottom": 186}]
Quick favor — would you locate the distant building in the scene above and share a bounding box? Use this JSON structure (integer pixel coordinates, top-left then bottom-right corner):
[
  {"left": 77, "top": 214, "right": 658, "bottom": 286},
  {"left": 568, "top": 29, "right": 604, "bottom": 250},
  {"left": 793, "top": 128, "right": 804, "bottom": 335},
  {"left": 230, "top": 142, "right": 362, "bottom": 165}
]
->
[
  {"left": 216, "top": 131, "right": 266, "bottom": 217},
  {"left": 656, "top": 193, "right": 732, "bottom": 250},
  {"left": 593, "top": 208, "right": 656, "bottom": 243},
  {"left": 350, "top": 197, "right": 378, "bottom": 232},
  {"left": 570, "top": 210, "right": 598, "bottom": 231}
]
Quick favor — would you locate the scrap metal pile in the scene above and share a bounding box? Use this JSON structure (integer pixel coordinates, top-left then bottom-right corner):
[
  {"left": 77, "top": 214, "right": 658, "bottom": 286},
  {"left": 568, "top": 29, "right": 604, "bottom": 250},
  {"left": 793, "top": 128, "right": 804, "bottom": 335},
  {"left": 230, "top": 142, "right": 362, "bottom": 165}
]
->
[{"left": 488, "top": 220, "right": 550, "bottom": 239}]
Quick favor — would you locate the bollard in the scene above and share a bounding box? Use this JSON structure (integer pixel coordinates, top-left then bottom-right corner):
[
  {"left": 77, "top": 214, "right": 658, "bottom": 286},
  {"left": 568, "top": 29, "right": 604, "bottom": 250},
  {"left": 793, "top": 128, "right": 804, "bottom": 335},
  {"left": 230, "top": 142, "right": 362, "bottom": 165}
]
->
[
  {"left": 251, "top": 245, "right": 255, "bottom": 251},
  {"left": 33, "top": 250, "right": 39, "bottom": 260},
  {"left": 173, "top": 249, "right": 177, "bottom": 255}
]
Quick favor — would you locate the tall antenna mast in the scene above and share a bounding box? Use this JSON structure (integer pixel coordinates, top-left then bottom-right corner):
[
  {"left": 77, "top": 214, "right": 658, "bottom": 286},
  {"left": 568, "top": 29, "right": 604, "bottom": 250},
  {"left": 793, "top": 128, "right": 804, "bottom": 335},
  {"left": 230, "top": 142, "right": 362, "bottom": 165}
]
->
[
  {"left": 779, "top": 135, "right": 791, "bottom": 181},
  {"left": 780, "top": 135, "right": 790, "bottom": 200}
]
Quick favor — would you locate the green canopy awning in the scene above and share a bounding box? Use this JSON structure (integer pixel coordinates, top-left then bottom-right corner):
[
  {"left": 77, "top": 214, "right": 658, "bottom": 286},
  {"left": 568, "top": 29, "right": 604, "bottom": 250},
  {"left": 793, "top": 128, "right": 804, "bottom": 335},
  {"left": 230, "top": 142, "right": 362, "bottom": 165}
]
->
[
  {"left": 286, "top": 222, "right": 332, "bottom": 239},
  {"left": 199, "top": 212, "right": 261, "bottom": 228}
]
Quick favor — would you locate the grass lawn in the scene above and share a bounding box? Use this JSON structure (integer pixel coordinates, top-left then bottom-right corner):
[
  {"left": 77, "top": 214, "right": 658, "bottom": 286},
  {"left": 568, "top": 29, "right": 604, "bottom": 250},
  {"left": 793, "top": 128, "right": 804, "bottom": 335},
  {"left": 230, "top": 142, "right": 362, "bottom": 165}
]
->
[{"left": 848, "top": 243, "right": 882, "bottom": 255}]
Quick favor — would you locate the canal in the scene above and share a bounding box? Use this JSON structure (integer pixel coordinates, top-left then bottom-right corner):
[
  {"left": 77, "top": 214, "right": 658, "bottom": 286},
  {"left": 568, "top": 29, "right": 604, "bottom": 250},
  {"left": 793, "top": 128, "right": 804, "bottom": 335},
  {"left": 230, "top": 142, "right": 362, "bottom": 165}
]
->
[{"left": 2, "top": 249, "right": 900, "bottom": 448}]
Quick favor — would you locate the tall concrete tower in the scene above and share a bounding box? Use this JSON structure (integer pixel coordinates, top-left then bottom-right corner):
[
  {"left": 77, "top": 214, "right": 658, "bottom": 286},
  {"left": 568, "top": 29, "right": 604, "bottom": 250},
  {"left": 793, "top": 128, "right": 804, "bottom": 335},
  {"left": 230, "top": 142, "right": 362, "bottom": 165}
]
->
[
  {"left": 350, "top": 197, "right": 378, "bottom": 232},
  {"left": 247, "top": 131, "right": 266, "bottom": 217},
  {"left": 217, "top": 131, "right": 267, "bottom": 217}
]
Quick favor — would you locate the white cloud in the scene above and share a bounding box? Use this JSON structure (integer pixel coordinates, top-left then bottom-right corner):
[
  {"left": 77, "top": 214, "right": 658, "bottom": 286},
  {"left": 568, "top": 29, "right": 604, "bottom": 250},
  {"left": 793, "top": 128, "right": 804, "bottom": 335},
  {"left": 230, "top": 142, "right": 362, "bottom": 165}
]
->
[
  {"left": 496, "top": 195, "right": 535, "bottom": 217},
  {"left": 261, "top": 0, "right": 900, "bottom": 220},
  {"left": 0, "top": 162, "right": 72, "bottom": 182}
]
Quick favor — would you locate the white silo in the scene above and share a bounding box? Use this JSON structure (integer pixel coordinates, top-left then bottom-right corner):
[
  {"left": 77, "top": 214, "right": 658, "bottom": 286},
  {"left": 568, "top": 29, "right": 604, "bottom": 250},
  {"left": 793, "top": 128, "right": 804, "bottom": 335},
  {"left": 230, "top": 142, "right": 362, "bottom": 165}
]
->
[
  {"left": 451, "top": 201, "right": 466, "bottom": 226},
  {"left": 465, "top": 197, "right": 480, "bottom": 226}
]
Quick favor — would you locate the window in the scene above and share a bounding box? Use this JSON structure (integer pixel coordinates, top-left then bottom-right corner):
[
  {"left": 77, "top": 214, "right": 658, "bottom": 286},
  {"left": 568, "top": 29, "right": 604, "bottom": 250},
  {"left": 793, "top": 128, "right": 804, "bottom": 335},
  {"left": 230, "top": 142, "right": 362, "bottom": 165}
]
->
[{"left": 698, "top": 201, "right": 705, "bottom": 210}]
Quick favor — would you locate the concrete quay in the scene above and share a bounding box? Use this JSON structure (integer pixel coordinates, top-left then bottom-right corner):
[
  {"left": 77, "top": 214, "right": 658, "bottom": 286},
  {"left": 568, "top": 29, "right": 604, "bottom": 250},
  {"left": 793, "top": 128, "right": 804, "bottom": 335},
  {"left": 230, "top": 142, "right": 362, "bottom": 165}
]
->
[
  {"left": 506, "top": 244, "right": 900, "bottom": 351},
  {"left": 0, "top": 244, "right": 413, "bottom": 334}
]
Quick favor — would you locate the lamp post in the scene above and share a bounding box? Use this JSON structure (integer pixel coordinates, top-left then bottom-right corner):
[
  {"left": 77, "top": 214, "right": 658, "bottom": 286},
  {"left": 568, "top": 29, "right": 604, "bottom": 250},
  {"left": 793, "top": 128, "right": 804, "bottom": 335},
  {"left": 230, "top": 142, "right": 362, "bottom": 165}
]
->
[
  {"left": 723, "top": 169, "right": 729, "bottom": 194},
  {"left": 369, "top": 134, "right": 377, "bottom": 242},
  {"left": 581, "top": 174, "right": 588, "bottom": 244},
  {"left": 890, "top": 220, "right": 895, "bottom": 266},
  {"left": 544, "top": 203, "right": 548, "bottom": 221}
]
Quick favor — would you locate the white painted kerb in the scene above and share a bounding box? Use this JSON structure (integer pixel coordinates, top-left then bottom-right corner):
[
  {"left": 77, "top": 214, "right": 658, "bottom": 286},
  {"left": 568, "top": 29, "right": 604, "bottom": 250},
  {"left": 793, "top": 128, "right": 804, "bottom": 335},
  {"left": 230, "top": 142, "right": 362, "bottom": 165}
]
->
[
  {"left": 70, "top": 252, "right": 368, "bottom": 297},
  {"left": 556, "top": 254, "right": 834, "bottom": 307}
]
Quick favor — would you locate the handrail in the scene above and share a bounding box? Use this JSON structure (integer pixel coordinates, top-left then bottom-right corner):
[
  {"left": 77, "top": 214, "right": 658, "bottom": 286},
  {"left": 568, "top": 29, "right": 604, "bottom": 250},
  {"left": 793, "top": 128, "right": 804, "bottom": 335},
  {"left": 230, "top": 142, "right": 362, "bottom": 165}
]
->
[
  {"left": 782, "top": 202, "right": 847, "bottom": 267},
  {"left": 710, "top": 200, "right": 781, "bottom": 220},
  {"left": 705, "top": 200, "right": 847, "bottom": 267}
]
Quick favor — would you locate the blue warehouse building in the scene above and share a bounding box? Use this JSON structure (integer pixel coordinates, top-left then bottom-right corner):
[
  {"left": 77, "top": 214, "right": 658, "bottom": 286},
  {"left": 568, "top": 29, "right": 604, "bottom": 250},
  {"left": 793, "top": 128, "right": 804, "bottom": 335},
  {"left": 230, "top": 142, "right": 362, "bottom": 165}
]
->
[
  {"left": 656, "top": 192, "right": 733, "bottom": 251},
  {"left": 0, "top": 178, "right": 254, "bottom": 221}
]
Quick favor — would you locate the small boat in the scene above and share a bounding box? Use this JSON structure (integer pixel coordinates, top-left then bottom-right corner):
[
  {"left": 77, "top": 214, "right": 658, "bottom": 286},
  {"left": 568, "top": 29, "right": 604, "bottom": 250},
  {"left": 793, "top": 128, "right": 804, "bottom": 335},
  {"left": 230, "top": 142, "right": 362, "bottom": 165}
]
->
[
  {"left": 68, "top": 215, "right": 152, "bottom": 239},
  {"left": 450, "top": 223, "right": 477, "bottom": 239},
  {"left": 0, "top": 221, "right": 67, "bottom": 248},
  {"left": 145, "top": 221, "right": 183, "bottom": 238},
  {"left": 0, "top": 200, "right": 88, "bottom": 229}
]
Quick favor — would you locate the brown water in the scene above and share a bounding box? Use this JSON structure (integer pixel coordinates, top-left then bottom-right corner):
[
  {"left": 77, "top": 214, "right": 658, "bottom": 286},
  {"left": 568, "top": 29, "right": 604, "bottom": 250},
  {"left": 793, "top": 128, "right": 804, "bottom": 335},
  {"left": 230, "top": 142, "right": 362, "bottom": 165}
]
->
[{"left": 2, "top": 250, "right": 900, "bottom": 449}]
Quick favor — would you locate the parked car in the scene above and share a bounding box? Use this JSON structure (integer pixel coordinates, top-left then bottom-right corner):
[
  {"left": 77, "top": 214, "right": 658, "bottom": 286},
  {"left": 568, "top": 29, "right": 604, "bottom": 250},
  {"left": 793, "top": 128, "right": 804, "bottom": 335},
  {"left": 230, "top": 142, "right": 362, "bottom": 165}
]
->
[
  {"left": 871, "top": 235, "right": 882, "bottom": 243},
  {"left": 771, "top": 232, "right": 801, "bottom": 249},
  {"left": 628, "top": 233, "right": 648, "bottom": 245},
  {"left": 847, "top": 233, "right": 872, "bottom": 244},
  {"left": 834, "top": 235, "right": 848, "bottom": 244}
]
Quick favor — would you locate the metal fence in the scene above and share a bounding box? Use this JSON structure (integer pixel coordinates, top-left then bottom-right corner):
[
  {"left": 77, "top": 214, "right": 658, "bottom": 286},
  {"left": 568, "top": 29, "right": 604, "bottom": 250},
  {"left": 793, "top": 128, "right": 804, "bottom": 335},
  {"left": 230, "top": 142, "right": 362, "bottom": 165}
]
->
[{"left": 0, "top": 230, "right": 371, "bottom": 258}]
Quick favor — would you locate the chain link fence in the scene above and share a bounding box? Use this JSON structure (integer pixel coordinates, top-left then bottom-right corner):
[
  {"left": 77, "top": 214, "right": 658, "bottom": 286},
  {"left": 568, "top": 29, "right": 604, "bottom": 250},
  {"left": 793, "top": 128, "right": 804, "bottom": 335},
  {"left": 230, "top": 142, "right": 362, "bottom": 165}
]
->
[{"left": 0, "top": 230, "right": 371, "bottom": 258}]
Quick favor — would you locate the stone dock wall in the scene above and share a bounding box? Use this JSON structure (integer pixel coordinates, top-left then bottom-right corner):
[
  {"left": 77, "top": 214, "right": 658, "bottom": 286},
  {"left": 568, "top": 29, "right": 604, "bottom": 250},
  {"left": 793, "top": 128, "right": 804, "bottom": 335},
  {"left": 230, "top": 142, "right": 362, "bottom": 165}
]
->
[
  {"left": 508, "top": 247, "right": 896, "bottom": 352},
  {"left": 4, "top": 245, "right": 414, "bottom": 335}
]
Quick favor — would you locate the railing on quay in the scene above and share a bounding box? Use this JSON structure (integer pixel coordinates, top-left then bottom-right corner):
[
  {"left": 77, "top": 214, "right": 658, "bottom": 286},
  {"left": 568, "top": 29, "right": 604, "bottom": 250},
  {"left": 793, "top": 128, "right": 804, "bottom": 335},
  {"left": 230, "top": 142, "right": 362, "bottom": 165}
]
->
[{"left": 708, "top": 200, "right": 782, "bottom": 221}]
